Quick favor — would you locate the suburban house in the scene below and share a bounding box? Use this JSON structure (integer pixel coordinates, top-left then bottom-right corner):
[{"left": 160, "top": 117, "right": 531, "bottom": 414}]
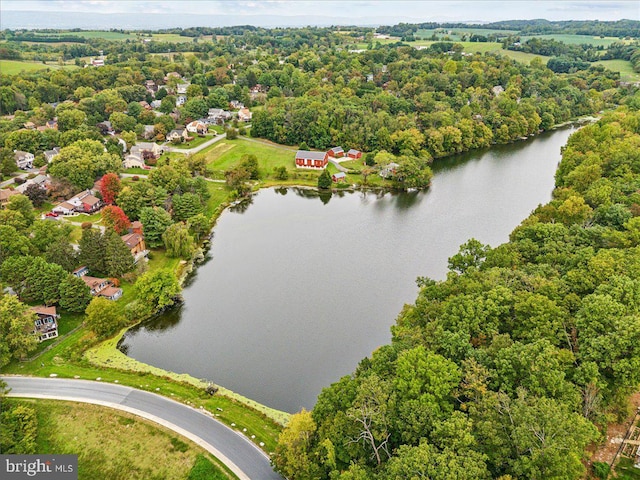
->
[
  {"left": 332, "top": 172, "right": 347, "bottom": 182},
  {"left": 229, "top": 100, "right": 244, "bottom": 109},
  {"left": 51, "top": 201, "right": 76, "bottom": 216},
  {"left": 72, "top": 266, "right": 89, "bottom": 278},
  {"left": 121, "top": 231, "right": 148, "bottom": 262},
  {"left": 97, "top": 121, "right": 115, "bottom": 135},
  {"left": 176, "top": 83, "right": 190, "bottom": 95},
  {"left": 176, "top": 95, "right": 187, "bottom": 107},
  {"left": 167, "top": 128, "right": 189, "bottom": 142},
  {"left": 0, "top": 189, "right": 20, "bottom": 208},
  {"left": 24, "top": 121, "right": 36, "bottom": 130},
  {"left": 145, "top": 80, "right": 158, "bottom": 95},
  {"left": 46, "top": 119, "right": 58, "bottom": 130},
  {"left": 208, "top": 108, "right": 232, "bottom": 124},
  {"left": 295, "top": 150, "right": 329, "bottom": 169},
  {"left": 238, "top": 107, "right": 252, "bottom": 122},
  {"left": 142, "top": 125, "right": 156, "bottom": 140},
  {"left": 81, "top": 275, "right": 123, "bottom": 300},
  {"left": 186, "top": 121, "right": 208, "bottom": 135},
  {"left": 380, "top": 162, "right": 400, "bottom": 178},
  {"left": 14, "top": 150, "right": 34, "bottom": 169},
  {"left": 16, "top": 174, "right": 50, "bottom": 194},
  {"left": 123, "top": 153, "right": 145, "bottom": 169},
  {"left": 347, "top": 149, "right": 362, "bottom": 159},
  {"left": 139, "top": 100, "right": 152, "bottom": 110},
  {"left": 44, "top": 147, "right": 61, "bottom": 163},
  {"left": 131, "top": 142, "right": 163, "bottom": 158},
  {"left": 52, "top": 190, "right": 103, "bottom": 215},
  {"left": 328, "top": 147, "right": 345, "bottom": 158},
  {"left": 31, "top": 305, "right": 60, "bottom": 342},
  {"left": 150, "top": 100, "right": 162, "bottom": 109}
]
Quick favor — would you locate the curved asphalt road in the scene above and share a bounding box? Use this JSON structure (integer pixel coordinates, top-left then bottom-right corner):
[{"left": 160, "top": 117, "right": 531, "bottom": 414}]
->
[{"left": 2, "top": 377, "right": 283, "bottom": 480}]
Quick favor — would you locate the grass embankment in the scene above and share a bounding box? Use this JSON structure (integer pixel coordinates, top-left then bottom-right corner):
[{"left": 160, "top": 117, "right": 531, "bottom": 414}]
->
[
  {"left": 4, "top": 399, "right": 234, "bottom": 480},
  {"left": 3, "top": 325, "right": 285, "bottom": 452}
]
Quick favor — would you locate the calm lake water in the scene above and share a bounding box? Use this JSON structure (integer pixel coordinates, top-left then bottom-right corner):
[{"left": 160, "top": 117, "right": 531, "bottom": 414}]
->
[{"left": 120, "top": 127, "right": 577, "bottom": 412}]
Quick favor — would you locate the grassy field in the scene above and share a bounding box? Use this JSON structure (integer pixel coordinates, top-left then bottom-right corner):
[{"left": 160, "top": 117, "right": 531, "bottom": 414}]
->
[
  {"left": 0, "top": 59, "right": 77, "bottom": 74},
  {"left": 520, "top": 34, "right": 625, "bottom": 47},
  {"left": 593, "top": 59, "right": 640, "bottom": 82},
  {"left": 416, "top": 27, "right": 518, "bottom": 40},
  {"left": 43, "top": 30, "right": 136, "bottom": 41},
  {"left": 4, "top": 399, "right": 234, "bottom": 480},
  {"left": 204, "top": 137, "right": 297, "bottom": 179}
]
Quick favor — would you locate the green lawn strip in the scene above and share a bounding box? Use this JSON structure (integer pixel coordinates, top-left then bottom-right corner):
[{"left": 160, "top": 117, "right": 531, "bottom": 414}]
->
[
  {"left": 188, "top": 454, "right": 232, "bottom": 480},
  {"left": 172, "top": 134, "right": 218, "bottom": 149},
  {"left": 123, "top": 167, "right": 151, "bottom": 175},
  {"left": 5, "top": 398, "right": 236, "bottom": 480},
  {"left": 204, "top": 183, "right": 231, "bottom": 217}
]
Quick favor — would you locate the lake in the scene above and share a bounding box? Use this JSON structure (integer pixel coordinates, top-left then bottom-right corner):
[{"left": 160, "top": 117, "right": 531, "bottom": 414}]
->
[{"left": 120, "top": 127, "right": 577, "bottom": 413}]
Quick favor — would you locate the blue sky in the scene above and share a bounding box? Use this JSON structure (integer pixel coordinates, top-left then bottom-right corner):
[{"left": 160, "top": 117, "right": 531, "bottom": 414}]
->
[{"left": 1, "top": 1, "right": 638, "bottom": 25}]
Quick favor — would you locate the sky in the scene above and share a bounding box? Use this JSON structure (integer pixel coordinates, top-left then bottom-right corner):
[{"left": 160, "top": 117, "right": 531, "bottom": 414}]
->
[{"left": 1, "top": 1, "right": 639, "bottom": 28}]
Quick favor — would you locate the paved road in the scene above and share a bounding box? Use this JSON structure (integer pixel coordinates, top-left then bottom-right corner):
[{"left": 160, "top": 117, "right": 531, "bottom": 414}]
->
[{"left": 2, "top": 377, "right": 283, "bottom": 480}]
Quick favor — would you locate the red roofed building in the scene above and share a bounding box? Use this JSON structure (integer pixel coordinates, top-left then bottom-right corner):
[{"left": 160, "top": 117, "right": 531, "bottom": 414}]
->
[
  {"left": 81, "top": 275, "right": 122, "bottom": 300},
  {"left": 328, "top": 147, "right": 344, "bottom": 158},
  {"left": 295, "top": 150, "right": 329, "bottom": 169},
  {"left": 347, "top": 149, "right": 362, "bottom": 159}
]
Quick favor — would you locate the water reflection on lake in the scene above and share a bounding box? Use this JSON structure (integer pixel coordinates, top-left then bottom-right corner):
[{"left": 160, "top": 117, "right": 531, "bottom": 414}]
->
[{"left": 121, "top": 127, "right": 576, "bottom": 412}]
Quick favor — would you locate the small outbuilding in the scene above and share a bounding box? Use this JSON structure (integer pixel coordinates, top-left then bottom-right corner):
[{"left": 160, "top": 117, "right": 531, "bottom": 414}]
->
[{"left": 332, "top": 172, "right": 347, "bottom": 182}]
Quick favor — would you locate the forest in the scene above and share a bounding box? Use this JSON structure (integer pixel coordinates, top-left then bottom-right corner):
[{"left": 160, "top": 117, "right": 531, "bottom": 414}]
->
[{"left": 272, "top": 102, "right": 640, "bottom": 479}]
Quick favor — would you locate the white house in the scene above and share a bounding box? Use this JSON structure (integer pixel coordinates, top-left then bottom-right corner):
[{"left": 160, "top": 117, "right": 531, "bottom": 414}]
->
[
  {"left": 44, "top": 147, "right": 61, "bottom": 163},
  {"left": 186, "top": 121, "right": 208, "bottom": 135},
  {"left": 238, "top": 107, "right": 252, "bottom": 122},
  {"left": 123, "top": 154, "right": 145, "bottom": 169},
  {"left": 14, "top": 150, "right": 34, "bottom": 169}
]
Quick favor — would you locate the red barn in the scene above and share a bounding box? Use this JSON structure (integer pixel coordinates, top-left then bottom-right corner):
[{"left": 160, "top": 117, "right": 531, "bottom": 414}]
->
[
  {"left": 347, "top": 149, "right": 362, "bottom": 159},
  {"left": 332, "top": 172, "right": 347, "bottom": 182},
  {"left": 328, "top": 146, "right": 344, "bottom": 158},
  {"left": 295, "top": 150, "right": 329, "bottom": 169}
]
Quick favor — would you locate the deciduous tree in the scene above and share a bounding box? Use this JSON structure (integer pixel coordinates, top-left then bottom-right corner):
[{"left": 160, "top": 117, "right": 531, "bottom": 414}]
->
[
  {"left": 85, "top": 297, "right": 126, "bottom": 338},
  {"left": 101, "top": 205, "right": 131, "bottom": 234},
  {"left": 100, "top": 173, "right": 122, "bottom": 205}
]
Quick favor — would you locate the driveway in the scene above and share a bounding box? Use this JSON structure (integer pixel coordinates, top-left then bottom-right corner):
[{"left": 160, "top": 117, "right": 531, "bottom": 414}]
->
[
  {"left": 164, "top": 132, "right": 227, "bottom": 155},
  {"left": 2, "top": 376, "right": 283, "bottom": 480}
]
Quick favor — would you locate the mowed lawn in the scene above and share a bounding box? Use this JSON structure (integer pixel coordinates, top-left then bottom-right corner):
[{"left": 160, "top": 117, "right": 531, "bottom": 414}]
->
[
  {"left": 204, "top": 138, "right": 298, "bottom": 178},
  {"left": 0, "top": 60, "right": 77, "bottom": 74},
  {"left": 7, "top": 399, "right": 233, "bottom": 480}
]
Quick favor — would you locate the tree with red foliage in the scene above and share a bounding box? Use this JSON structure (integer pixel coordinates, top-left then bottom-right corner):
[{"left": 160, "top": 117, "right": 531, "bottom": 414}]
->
[
  {"left": 100, "top": 173, "right": 122, "bottom": 205},
  {"left": 101, "top": 205, "right": 131, "bottom": 235}
]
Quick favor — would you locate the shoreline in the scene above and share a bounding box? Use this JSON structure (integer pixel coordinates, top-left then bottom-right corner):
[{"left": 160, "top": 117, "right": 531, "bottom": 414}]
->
[{"left": 89, "top": 114, "right": 597, "bottom": 426}]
